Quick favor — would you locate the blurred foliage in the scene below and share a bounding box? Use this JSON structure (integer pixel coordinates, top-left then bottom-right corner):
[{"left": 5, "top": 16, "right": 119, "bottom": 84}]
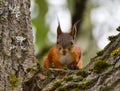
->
[
  {"left": 32, "top": 0, "right": 49, "bottom": 53},
  {"left": 67, "top": 0, "right": 75, "bottom": 14},
  {"left": 75, "top": 1, "right": 97, "bottom": 67}
]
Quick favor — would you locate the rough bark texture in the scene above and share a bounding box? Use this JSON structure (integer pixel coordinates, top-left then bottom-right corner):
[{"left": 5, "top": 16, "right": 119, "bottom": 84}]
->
[
  {"left": 0, "top": 0, "right": 34, "bottom": 91},
  {"left": 23, "top": 29, "right": 120, "bottom": 91}
]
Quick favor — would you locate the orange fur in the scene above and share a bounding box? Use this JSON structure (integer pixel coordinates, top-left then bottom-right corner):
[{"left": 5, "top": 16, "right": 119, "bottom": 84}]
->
[
  {"left": 71, "top": 45, "right": 82, "bottom": 69},
  {"left": 44, "top": 45, "right": 82, "bottom": 69}
]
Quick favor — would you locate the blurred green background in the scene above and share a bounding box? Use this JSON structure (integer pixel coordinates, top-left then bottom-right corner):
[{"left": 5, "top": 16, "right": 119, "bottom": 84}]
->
[{"left": 31, "top": 0, "right": 120, "bottom": 67}]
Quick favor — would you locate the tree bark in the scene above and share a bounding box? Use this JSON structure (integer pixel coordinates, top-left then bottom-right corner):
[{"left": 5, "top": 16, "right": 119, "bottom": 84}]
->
[
  {"left": 23, "top": 29, "right": 120, "bottom": 91},
  {"left": 0, "top": 0, "right": 34, "bottom": 91}
]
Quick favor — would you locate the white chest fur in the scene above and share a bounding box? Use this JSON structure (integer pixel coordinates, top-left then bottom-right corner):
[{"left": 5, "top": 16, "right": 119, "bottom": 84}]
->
[{"left": 59, "top": 53, "right": 74, "bottom": 65}]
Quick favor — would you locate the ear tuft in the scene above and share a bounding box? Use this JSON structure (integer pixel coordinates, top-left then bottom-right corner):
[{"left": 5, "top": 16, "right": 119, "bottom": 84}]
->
[
  {"left": 57, "top": 20, "right": 62, "bottom": 38},
  {"left": 70, "top": 20, "right": 80, "bottom": 39},
  {"left": 70, "top": 26, "right": 76, "bottom": 39}
]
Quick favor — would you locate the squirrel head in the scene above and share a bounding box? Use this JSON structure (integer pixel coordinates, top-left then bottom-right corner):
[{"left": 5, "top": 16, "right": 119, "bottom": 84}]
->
[{"left": 56, "top": 21, "right": 78, "bottom": 55}]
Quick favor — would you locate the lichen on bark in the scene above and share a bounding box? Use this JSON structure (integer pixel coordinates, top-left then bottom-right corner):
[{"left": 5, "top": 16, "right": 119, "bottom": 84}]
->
[{"left": 0, "top": 0, "right": 34, "bottom": 91}]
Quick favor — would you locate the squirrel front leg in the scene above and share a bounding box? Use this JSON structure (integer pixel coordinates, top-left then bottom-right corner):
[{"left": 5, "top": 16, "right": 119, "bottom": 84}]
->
[
  {"left": 69, "top": 60, "right": 78, "bottom": 69},
  {"left": 77, "top": 57, "right": 82, "bottom": 69},
  {"left": 69, "top": 56, "right": 82, "bottom": 69},
  {"left": 70, "top": 45, "right": 82, "bottom": 69},
  {"left": 44, "top": 46, "right": 63, "bottom": 69},
  {"left": 44, "top": 56, "right": 63, "bottom": 69},
  {"left": 53, "top": 60, "right": 63, "bottom": 69}
]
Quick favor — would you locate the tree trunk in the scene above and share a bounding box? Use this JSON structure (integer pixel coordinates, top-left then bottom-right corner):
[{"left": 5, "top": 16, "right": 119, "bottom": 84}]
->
[
  {"left": 72, "top": 0, "right": 87, "bottom": 36},
  {"left": 23, "top": 29, "right": 120, "bottom": 91},
  {"left": 0, "top": 0, "right": 34, "bottom": 91}
]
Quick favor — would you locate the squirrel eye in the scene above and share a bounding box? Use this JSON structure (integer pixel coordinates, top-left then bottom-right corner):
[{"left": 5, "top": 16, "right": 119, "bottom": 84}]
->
[
  {"left": 57, "top": 41, "right": 59, "bottom": 44},
  {"left": 71, "top": 41, "right": 73, "bottom": 45}
]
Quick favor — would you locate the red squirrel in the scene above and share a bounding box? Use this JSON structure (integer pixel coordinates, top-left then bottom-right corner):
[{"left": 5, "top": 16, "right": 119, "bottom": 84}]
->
[{"left": 44, "top": 21, "right": 82, "bottom": 69}]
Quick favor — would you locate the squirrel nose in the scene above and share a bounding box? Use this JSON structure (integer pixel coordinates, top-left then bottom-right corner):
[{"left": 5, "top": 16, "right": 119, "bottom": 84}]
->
[{"left": 62, "top": 50, "right": 66, "bottom": 55}]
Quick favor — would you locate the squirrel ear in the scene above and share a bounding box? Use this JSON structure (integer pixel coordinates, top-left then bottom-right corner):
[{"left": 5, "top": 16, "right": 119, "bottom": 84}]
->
[
  {"left": 70, "top": 24, "right": 77, "bottom": 39},
  {"left": 57, "top": 22, "right": 62, "bottom": 38},
  {"left": 70, "top": 20, "right": 80, "bottom": 39}
]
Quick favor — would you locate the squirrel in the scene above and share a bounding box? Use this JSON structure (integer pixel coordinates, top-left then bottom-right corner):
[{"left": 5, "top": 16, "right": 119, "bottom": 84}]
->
[{"left": 44, "top": 21, "right": 82, "bottom": 69}]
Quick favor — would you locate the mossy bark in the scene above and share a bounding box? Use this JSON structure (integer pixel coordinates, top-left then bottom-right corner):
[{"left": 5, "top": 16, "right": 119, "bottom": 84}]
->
[
  {"left": 0, "top": 0, "right": 34, "bottom": 91},
  {"left": 23, "top": 31, "right": 120, "bottom": 91}
]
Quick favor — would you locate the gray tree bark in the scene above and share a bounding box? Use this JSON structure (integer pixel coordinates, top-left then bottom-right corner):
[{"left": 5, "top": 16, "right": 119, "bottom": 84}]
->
[{"left": 0, "top": 0, "right": 34, "bottom": 91}]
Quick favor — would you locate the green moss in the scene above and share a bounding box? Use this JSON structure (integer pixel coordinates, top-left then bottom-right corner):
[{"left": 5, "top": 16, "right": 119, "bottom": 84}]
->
[
  {"left": 10, "top": 74, "right": 19, "bottom": 91},
  {"left": 76, "top": 69, "right": 87, "bottom": 77},
  {"left": 81, "top": 79, "right": 90, "bottom": 82},
  {"left": 97, "top": 50, "right": 104, "bottom": 56},
  {"left": 110, "top": 48, "right": 120, "bottom": 57},
  {"left": 52, "top": 81, "right": 62, "bottom": 90},
  {"left": 116, "top": 26, "right": 120, "bottom": 32},
  {"left": 64, "top": 76, "right": 73, "bottom": 81},
  {"left": 70, "top": 88, "right": 79, "bottom": 91},
  {"left": 26, "top": 67, "right": 36, "bottom": 72},
  {"left": 78, "top": 84, "right": 89, "bottom": 90},
  {"left": 74, "top": 76, "right": 83, "bottom": 82},
  {"left": 63, "top": 66, "right": 68, "bottom": 70},
  {"left": 77, "top": 79, "right": 90, "bottom": 90},
  {"left": 36, "top": 61, "right": 42, "bottom": 70},
  {"left": 108, "top": 35, "right": 118, "bottom": 42},
  {"left": 58, "top": 87, "right": 67, "bottom": 91},
  {"left": 93, "top": 60, "right": 111, "bottom": 73}
]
